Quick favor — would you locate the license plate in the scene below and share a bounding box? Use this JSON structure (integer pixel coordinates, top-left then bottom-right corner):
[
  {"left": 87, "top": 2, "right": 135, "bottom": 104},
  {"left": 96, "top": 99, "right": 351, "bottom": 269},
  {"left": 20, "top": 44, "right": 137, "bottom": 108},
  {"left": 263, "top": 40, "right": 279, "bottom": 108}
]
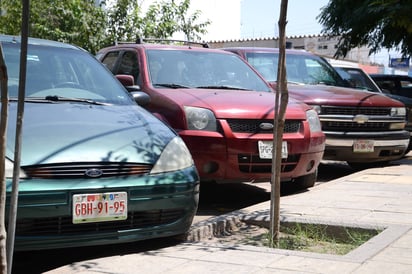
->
[
  {"left": 353, "top": 140, "right": 374, "bottom": 153},
  {"left": 72, "top": 192, "right": 127, "bottom": 224},
  {"left": 258, "top": 140, "right": 288, "bottom": 159}
]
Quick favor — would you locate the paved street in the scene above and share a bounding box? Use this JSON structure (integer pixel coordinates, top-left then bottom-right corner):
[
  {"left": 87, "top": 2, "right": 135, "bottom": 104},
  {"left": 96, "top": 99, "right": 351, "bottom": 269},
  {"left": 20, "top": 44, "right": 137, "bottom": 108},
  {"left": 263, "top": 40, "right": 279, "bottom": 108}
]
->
[{"left": 41, "top": 152, "right": 412, "bottom": 273}]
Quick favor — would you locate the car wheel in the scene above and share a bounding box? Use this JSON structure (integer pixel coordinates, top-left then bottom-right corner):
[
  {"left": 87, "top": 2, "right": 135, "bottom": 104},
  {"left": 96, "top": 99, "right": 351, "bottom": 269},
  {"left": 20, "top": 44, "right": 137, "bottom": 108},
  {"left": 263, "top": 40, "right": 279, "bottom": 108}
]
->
[{"left": 294, "top": 169, "right": 317, "bottom": 189}]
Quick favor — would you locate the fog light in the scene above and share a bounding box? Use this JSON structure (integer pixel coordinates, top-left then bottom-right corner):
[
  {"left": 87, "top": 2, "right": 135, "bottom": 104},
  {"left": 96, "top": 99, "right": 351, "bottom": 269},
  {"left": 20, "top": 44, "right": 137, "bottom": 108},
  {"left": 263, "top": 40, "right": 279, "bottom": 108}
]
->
[
  {"left": 203, "top": 162, "right": 219, "bottom": 174},
  {"left": 389, "top": 122, "right": 406, "bottom": 130},
  {"left": 306, "top": 160, "right": 315, "bottom": 172}
]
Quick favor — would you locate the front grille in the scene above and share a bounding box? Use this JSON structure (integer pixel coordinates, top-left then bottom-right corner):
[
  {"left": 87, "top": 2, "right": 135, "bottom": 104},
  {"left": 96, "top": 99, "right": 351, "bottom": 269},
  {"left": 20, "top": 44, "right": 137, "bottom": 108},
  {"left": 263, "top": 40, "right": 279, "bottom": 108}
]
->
[
  {"left": 227, "top": 119, "right": 301, "bottom": 133},
  {"left": 23, "top": 162, "right": 153, "bottom": 179},
  {"left": 323, "top": 121, "right": 390, "bottom": 131},
  {"left": 321, "top": 106, "right": 391, "bottom": 116},
  {"left": 14, "top": 209, "right": 184, "bottom": 236},
  {"left": 238, "top": 154, "right": 299, "bottom": 173},
  {"left": 320, "top": 106, "right": 397, "bottom": 131}
]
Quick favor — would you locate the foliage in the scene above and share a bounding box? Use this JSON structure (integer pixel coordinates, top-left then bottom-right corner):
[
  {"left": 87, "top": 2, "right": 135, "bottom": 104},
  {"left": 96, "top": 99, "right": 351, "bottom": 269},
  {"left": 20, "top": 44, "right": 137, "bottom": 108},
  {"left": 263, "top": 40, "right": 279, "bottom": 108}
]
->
[
  {"left": 141, "top": 0, "right": 210, "bottom": 41},
  {"left": 318, "top": 0, "right": 412, "bottom": 57},
  {"left": 105, "top": 0, "right": 142, "bottom": 44},
  {"left": 0, "top": 0, "right": 107, "bottom": 54},
  {"left": 0, "top": 0, "right": 211, "bottom": 54}
]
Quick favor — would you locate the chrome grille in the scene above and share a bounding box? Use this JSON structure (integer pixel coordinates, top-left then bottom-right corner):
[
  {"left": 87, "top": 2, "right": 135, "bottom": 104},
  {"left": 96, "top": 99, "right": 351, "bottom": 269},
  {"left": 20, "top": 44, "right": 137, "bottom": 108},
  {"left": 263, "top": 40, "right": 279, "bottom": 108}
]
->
[
  {"left": 23, "top": 162, "right": 152, "bottom": 179},
  {"left": 227, "top": 119, "right": 301, "bottom": 133},
  {"left": 323, "top": 121, "right": 389, "bottom": 131},
  {"left": 321, "top": 106, "right": 391, "bottom": 116},
  {"left": 14, "top": 209, "right": 184, "bottom": 236}
]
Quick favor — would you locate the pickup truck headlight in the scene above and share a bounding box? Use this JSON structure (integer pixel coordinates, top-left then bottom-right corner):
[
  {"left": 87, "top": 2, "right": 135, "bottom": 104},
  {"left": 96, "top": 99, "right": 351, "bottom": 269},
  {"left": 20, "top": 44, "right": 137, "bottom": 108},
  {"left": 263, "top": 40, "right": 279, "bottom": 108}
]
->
[
  {"left": 391, "top": 107, "right": 406, "bottom": 117},
  {"left": 184, "top": 106, "right": 217, "bottom": 131},
  {"left": 306, "top": 109, "right": 322, "bottom": 132},
  {"left": 150, "top": 137, "right": 194, "bottom": 174}
]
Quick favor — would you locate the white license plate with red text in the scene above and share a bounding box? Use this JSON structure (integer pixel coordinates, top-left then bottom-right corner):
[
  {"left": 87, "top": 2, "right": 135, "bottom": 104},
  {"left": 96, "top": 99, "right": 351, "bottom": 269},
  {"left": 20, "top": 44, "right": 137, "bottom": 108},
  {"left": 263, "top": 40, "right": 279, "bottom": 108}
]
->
[
  {"left": 258, "top": 141, "right": 288, "bottom": 159},
  {"left": 353, "top": 140, "right": 374, "bottom": 153},
  {"left": 72, "top": 192, "right": 127, "bottom": 224}
]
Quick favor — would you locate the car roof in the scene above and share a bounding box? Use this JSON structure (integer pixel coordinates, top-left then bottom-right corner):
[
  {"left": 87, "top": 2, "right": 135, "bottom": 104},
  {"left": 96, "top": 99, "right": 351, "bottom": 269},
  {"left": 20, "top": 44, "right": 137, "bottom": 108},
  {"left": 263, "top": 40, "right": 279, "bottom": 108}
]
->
[
  {"left": 222, "top": 47, "right": 311, "bottom": 55},
  {"left": 370, "top": 74, "right": 412, "bottom": 79},
  {"left": 0, "top": 34, "right": 80, "bottom": 50},
  {"left": 101, "top": 41, "right": 235, "bottom": 55}
]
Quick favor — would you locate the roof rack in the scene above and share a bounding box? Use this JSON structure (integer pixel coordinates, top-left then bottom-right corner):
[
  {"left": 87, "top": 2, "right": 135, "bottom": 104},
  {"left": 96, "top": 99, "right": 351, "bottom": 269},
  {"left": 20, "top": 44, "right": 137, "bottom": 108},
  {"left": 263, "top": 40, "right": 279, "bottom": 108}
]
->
[{"left": 136, "top": 38, "right": 209, "bottom": 48}]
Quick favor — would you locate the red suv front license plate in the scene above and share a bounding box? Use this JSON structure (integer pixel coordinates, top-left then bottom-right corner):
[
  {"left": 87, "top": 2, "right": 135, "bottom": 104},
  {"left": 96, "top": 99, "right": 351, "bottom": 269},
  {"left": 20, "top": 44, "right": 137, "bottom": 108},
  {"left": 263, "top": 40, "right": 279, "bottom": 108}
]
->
[
  {"left": 72, "top": 192, "right": 128, "bottom": 224},
  {"left": 258, "top": 140, "right": 288, "bottom": 159}
]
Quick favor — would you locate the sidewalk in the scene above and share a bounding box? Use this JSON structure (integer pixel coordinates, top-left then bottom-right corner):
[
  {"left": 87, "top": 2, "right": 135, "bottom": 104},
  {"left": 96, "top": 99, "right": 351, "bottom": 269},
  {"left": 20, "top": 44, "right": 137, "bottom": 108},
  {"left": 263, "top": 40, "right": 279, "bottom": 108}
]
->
[{"left": 46, "top": 154, "right": 412, "bottom": 274}]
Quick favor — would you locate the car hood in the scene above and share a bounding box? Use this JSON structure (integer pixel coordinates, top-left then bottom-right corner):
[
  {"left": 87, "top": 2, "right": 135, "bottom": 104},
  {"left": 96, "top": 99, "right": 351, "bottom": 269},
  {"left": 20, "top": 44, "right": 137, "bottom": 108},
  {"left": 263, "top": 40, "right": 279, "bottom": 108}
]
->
[
  {"left": 384, "top": 93, "right": 412, "bottom": 108},
  {"left": 160, "top": 88, "right": 309, "bottom": 120},
  {"left": 6, "top": 102, "right": 174, "bottom": 166},
  {"left": 286, "top": 84, "right": 404, "bottom": 107}
]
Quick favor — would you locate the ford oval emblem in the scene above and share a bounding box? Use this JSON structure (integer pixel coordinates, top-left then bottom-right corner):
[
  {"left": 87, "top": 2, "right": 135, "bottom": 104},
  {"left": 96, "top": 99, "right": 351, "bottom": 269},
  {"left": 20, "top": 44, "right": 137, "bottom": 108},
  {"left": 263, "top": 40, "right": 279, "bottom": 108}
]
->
[
  {"left": 85, "top": 168, "right": 104, "bottom": 178},
  {"left": 353, "top": 115, "right": 369, "bottom": 124},
  {"left": 259, "top": 122, "right": 274, "bottom": 130}
]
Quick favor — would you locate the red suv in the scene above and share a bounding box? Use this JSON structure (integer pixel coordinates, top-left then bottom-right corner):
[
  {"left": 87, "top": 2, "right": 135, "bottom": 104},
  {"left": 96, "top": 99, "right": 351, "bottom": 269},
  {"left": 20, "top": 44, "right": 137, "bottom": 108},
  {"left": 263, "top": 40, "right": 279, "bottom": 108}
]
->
[
  {"left": 97, "top": 41, "right": 325, "bottom": 188},
  {"left": 224, "top": 47, "right": 409, "bottom": 168}
]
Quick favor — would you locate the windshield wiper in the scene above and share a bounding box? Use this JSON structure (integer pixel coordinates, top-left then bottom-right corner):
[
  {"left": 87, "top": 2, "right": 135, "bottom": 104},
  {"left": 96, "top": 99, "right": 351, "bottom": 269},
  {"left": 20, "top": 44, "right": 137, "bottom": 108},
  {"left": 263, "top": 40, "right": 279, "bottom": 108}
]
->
[
  {"left": 154, "top": 83, "right": 191, "bottom": 89},
  {"left": 287, "top": 81, "right": 304, "bottom": 85},
  {"left": 196, "top": 85, "right": 248, "bottom": 90},
  {"left": 43, "top": 95, "right": 110, "bottom": 105}
]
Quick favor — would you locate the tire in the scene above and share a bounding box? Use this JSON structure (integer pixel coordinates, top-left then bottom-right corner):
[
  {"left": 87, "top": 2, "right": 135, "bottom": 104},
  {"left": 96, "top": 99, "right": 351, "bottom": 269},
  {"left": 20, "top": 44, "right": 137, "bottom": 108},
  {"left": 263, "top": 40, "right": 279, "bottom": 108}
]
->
[{"left": 294, "top": 169, "right": 317, "bottom": 189}]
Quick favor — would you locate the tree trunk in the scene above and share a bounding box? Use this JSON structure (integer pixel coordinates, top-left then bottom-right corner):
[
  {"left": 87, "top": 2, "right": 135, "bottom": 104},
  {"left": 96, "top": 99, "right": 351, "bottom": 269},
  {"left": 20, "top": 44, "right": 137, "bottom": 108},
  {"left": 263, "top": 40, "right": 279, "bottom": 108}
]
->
[
  {"left": 0, "top": 43, "right": 9, "bottom": 274},
  {"left": 270, "top": 0, "right": 289, "bottom": 247}
]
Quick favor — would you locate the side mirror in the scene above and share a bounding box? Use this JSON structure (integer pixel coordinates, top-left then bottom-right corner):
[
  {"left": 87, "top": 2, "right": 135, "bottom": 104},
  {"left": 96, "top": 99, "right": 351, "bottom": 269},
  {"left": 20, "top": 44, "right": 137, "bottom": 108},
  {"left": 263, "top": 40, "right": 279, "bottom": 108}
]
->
[
  {"left": 130, "top": 91, "right": 151, "bottom": 106},
  {"left": 116, "top": 74, "right": 134, "bottom": 86}
]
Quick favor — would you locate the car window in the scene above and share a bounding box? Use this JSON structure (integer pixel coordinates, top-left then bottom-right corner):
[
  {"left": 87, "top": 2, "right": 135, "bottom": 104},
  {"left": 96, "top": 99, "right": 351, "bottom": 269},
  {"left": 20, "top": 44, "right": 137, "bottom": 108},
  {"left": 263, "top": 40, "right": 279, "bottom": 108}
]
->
[
  {"left": 400, "top": 79, "right": 412, "bottom": 88},
  {"left": 335, "top": 67, "right": 380, "bottom": 92},
  {"left": 101, "top": 51, "right": 120, "bottom": 71},
  {"left": 117, "top": 51, "right": 140, "bottom": 85},
  {"left": 4, "top": 43, "right": 132, "bottom": 105},
  {"left": 146, "top": 49, "right": 271, "bottom": 92},
  {"left": 245, "top": 52, "right": 346, "bottom": 86},
  {"left": 374, "top": 79, "right": 397, "bottom": 93}
]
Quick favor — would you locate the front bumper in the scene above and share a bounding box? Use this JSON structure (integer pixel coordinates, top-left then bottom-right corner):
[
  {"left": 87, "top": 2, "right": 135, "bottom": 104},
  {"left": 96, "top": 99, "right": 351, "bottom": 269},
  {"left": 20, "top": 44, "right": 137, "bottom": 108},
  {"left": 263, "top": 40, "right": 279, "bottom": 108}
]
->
[
  {"left": 323, "top": 130, "right": 410, "bottom": 163},
  {"left": 7, "top": 167, "right": 199, "bottom": 251}
]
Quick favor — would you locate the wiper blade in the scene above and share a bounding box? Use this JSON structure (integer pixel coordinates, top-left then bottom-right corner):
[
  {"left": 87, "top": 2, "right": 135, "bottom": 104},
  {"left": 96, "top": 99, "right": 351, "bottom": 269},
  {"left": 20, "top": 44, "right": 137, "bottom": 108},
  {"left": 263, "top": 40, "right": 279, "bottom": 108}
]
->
[
  {"left": 196, "top": 85, "right": 248, "bottom": 90},
  {"left": 287, "top": 81, "right": 304, "bottom": 85},
  {"left": 154, "top": 83, "right": 190, "bottom": 89},
  {"left": 44, "top": 95, "right": 110, "bottom": 105}
]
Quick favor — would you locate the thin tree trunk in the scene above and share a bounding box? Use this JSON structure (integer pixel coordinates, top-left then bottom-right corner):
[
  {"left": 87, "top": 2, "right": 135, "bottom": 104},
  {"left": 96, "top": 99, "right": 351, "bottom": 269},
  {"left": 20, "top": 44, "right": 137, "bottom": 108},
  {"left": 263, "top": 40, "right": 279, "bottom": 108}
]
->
[
  {"left": 270, "top": 0, "right": 289, "bottom": 247},
  {"left": 0, "top": 43, "right": 9, "bottom": 274},
  {"left": 6, "top": 1, "right": 30, "bottom": 273}
]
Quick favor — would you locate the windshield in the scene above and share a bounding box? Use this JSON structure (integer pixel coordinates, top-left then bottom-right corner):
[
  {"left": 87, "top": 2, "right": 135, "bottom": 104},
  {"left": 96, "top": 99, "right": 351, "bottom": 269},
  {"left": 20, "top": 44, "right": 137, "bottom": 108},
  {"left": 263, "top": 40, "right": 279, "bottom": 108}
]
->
[
  {"left": 245, "top": 51, "right": 347, "bottom": 87},
  {"left": 146, "top": 49, "right": 271, "bottom": 92},
  {"left": 3, "top": 42, "right": 133, "bottom": 105}
]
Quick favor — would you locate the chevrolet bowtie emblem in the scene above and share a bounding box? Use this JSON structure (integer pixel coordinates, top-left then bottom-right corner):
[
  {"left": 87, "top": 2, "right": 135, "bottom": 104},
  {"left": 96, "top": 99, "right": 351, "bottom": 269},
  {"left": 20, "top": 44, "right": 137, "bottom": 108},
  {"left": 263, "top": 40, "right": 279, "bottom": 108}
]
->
[{"left": 353, "top": 114, "right": 369, "bottom": 124}]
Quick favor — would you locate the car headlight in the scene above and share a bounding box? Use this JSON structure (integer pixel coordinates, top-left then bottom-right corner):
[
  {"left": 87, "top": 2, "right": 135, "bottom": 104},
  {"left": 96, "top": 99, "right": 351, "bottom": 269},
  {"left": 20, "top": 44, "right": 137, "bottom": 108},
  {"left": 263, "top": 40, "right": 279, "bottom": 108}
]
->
[
  {"left": 306, "top": 109, "right": 322, "bottom": 132},
  {"left": 150, "top": 137, "right": 195, "bottom": 174},
  {"left": 184, "top": 106, "right": 217, "bottom": 131},
  {"left": 5, "top": 158, "right": 27, "bottom": 179},
  {"left": 309, "top": 105, "right": 322, "bottom": 115},
  {"left": 391, "top": 107, "right": 406, "bottom": 117}
]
